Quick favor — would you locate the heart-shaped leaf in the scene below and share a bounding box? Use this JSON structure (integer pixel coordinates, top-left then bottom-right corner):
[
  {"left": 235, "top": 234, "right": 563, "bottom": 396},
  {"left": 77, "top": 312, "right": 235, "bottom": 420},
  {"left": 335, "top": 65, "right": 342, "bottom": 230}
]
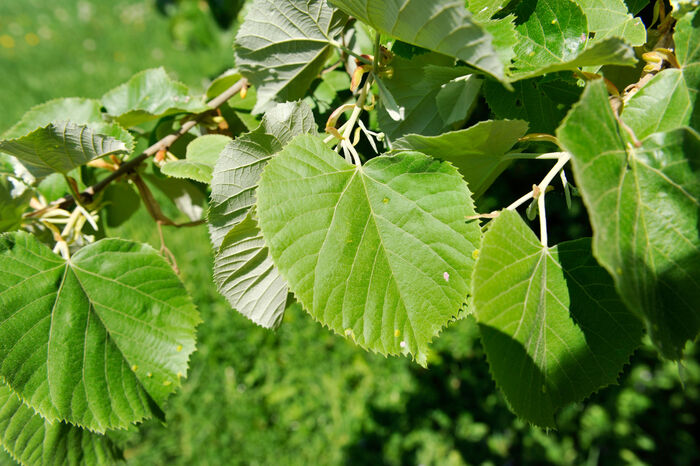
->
[
  {"left": 257, "top": 134, "right": 480, "bottom": 365},
  {"left": 473, "top": 210, "right": 642, "bottom": 427},
  {"left": 0, "top": 232, "right": 201, "bottom": 432}
]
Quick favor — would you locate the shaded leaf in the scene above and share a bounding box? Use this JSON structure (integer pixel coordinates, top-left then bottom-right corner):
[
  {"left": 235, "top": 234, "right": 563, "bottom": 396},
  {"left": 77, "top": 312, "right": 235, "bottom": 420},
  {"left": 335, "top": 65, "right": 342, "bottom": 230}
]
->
[
  {"left": 214, "top": 208, "right": 288, "bottom": 329},
  {"left": 484, "top": 73, "right": 582, "bottom": 134},
  {"left": 257, "top": 134, "right": 480, "bottom": 365},
  {"left": 0, "top": 122, "right": 129, "bottom": 179},
  {"left": 0, "top": 232, "right": 201, "bottom": 432},
  {"left": 234, "top": 0, "right": 347, "bottom": 114},
  {"left": 0, "top": 382, "right": 121, "bottom": 466},
  {"left": 208, "top": 101, "right": 317, "bottom": 250},
  {"left": 161, "top": 134, "right": 232, "bottom": 184},
  {"left": 473, "top": 210, "right": 642, "bottom": 427},
  {"left": 376, "top": 53, "right": 477, "bottom": 141},
  {"left": 558, "top": 79, "right": 700, "bottom": 359},
  {"left": 330, "top": 0, "right": 505, "bottom": 79},
  {"left": 102, "top": 68, "right": 207, "bottom": 127},
  {"left": 102, "top": 182, "right": 141, "bottom": 229},
  {"left": 392, "top": 119, "right": 528, "bottom": 198},
  {"left": 0, "top": 178, "right": 32, "bottom": 233}
]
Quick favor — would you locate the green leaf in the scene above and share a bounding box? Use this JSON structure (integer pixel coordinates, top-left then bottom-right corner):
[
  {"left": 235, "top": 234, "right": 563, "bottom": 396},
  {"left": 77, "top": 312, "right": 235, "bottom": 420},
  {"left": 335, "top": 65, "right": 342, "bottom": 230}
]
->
[
  {"left": 101, "top": 68, "right": 207, "bottom": 127},
  {"left": 0, "top": 98, "right": 134, "bottom": 180},
  {"left": 329, "top": 0, "right": 505, "bottom": 80},
  {"left": 558, "top": 79, "right": 700, "bottom": 359},
  {"left": 508, "top": 0, "right": 637, "bottom": 79},
  {"left": 436, "top": 74, "right": 483, "bottom": 126},
  {"left": 214, "top": 208, "right": 288, "bottom": 329},
  {"left": 484, "top": 73, "right": 582, "bottom": 133},
  {"left": 234, "top": 0, "right": 347, "bottom": 114},
  {"left": 0, "top": 382, "right": 120, "bottom": 465},
  {"left": 473, "top": 211, "right": 642, "bottom": 427},
  {"left": 102, "top": 182, "right": 141, "bottom": 229},
  {"left": 0, "top": 178, "right": 32, "bottom": 233},
  {"left": 574, "top": 0, "right": 646, "bottom": 45},
  {"left": 161, "top": 135, "right": 232, "bottom": 184},
  {"left": 208, "top": 101, "right": 317, "bottom": 250},
  {"left": 0, "top": 122, "right": 130, "bottom": 179},
  {"left": 624, "top": 0, "right": 649, "bottom": 15},
  {"left": 621, "top": 10, "right": 700, "bottom": 139},
  {"left": 257, "top": 134, "right": 480, "bottom": 365},
  {"left": 392, "top": 119, "right": 528, "bottom": 198},
  {"left": 376, "top": 53, "right": 479, "bottom": 141},
  {"left": 670, "top": 0, "right": 699, "bottom": 18},
  {"left": 0, "top": 232, "right": 201, "bottom": 432},
  {"left": 2, "top": 98, "right": 103, "bottom": 140}
]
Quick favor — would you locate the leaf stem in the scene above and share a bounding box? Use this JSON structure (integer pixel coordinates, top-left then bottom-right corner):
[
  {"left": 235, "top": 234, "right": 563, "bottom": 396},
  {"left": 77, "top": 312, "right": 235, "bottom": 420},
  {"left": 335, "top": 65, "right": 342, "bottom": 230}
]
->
[
  {"left": 372, "top": 31, "right": 382, "bottom": 75},
  {"left": 502, "top": 152, "right": 566, "bottom": 161},
  {"left": 330, "top": 40, "right": 373, "bottom": 65},
  {"left": 505, "top": 152, "right": 572, "bottom": 246}
]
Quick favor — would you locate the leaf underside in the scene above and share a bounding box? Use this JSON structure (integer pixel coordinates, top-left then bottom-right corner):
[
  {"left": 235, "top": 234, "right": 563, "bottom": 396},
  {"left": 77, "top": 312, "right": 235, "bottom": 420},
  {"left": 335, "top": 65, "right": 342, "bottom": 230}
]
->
[
  {"left": 234, "top": 0, "right": 347, "bottom": 114},
  {"left": 0, "top": 122, "right": 129, "bottom": 179}
]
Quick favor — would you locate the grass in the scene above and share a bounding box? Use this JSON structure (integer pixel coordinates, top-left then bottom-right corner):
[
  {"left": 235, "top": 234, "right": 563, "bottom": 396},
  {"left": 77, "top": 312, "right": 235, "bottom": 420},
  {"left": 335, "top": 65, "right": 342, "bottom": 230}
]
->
[
  {"left": 1, "top": 2, "right": 699, "bottom": 465},
  {"left": 0, "top": 0, "right": 231, "bottom": 132}
]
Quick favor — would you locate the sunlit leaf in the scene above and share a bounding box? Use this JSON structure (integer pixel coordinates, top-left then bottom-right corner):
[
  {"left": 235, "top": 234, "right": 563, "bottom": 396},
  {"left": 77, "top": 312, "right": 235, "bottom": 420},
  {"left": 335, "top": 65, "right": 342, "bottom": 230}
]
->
[
  {"left": 214, "top": 208, "right": 288, "bottom": 329},
  {"left": 330, "top": 0, "right": 505, "bottom": 79},
  {"left": 0, "top": 382, "right": 121, "bottom": 466},
  {"left": 235, "top": 0, "right": 347, "bottom": 114},
  {"left": 257, "top": 134, "right": 480, "bottom": 365},
  {"left": 161, "top": 134, "right": 232, "bottom": 184},
  {"left": 102, "top": 68, "right": 207, "bottom": 127},
  {"left": 0, "top": 122, "right": 130, "bottom": 179},
  {"left": 0, "top": 232, "right": 201, "bottom": 432}
]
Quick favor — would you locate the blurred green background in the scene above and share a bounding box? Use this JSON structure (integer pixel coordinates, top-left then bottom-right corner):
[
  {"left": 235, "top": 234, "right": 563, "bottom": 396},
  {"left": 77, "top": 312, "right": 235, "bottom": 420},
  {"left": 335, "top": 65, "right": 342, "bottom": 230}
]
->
[{"left": 1, "top": 1, "right": 698, "bottom": 465}]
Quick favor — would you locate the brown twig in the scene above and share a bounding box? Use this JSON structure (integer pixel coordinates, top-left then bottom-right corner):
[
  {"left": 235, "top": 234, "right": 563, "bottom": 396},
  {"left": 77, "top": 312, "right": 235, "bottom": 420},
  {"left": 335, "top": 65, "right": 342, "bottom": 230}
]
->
[{"left": 25, "top": 78, "right": 248, "bottom": 218}]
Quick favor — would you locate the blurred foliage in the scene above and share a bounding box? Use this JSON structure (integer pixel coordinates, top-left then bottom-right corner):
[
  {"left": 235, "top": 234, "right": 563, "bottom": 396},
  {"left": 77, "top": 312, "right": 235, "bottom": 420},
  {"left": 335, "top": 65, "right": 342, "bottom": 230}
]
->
[{"left": 1, "top": 1, "right": 698, "bottom": 465}]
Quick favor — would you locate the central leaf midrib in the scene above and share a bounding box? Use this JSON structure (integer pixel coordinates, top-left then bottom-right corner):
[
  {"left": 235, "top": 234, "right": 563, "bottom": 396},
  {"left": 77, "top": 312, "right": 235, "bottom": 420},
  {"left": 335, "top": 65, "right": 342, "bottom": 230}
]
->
[{"left": 65, "top": 264, "right": 152, "bottom": 426}]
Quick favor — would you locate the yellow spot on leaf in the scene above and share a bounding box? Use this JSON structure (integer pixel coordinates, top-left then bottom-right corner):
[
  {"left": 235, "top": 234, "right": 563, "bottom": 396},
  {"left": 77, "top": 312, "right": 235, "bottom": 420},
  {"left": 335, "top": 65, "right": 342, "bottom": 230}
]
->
[
  {"left": 472, "top": 249, "right": 480, "bottom": 260},
  {"left": 394, "top": 329, "right": 400, "bottom": 337},
  {"left": 147, "top": 372, "right": 153, "bottom": 378},
  {"left": 177, "top": 372, "right": 182, "bottom": 378},
  {"left": 176, "top": 345, "right": 183, "bottom": 352},
  {"left": 382, "top": 197, "right": 389, "bottom": 203},
  {"left": 131, "top": 365, "right": 138, "bottom": 371},
  {"left": 163, "top": 380, "right": 172, "bottom": 386},
  {"left": 551, "top": 19, "right": 557, "bottom": 24}
]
